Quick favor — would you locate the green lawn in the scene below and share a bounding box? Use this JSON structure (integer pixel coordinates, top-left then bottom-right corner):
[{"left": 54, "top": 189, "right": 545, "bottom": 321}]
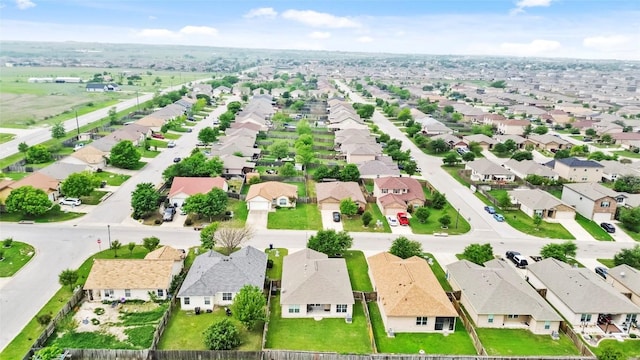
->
[
  {"left": 342, "top": 203, "right": 391, "bottom": 233},
  {"left": 158, "top": 305, "right": 262, "bottom": 350},
  {"left": 597, "top": 258, "right": 615, "bottom": 267},
  {"left": 0, "top": 206, "right": 85, "bottom": 223},
  {"left": 619, "top": 224, "right": 640, "bottom": 241},
  {"left": 227, "top": 199, "right": 248, "bottom": 225},
  {"left": 139, "top": 149, "right": 161, "bottom": 158},
  {"left": 80, "top": 190, "right": 108, "bottom": 205},
  {"left": 0, "top": 172, "right": 29, "bottom": 181},
  {"left": 287, "top": 181, "right": 306, "bottom": 197},
  {"left": 442, "top": 165, "right": 471, "bottom": 187},
  {"left": 147, "top": 139, "right": 168, "bottom": 148},
  {"left": 591, "top": 339, "right": 640, "bottom": 359},
  {"left": 410, "top": 195, "right": 471, "bottom": 235},
  {"left": 266, "top": 248, "right": 288, "bottom": 280},
  {"left": 94, "top": 171, "right": 130, "bottom": 186},
  {"left": 476, "top": 328, "right": 580, "bottom": 356},
  {"left": 163, "top": 132, "right": 182, "bottom": 140},
  {"left": 265, "top": 295, "right": 372, "bottom": 354},
  {"left": 343, "top": 250, "right": 373, "bottom": 291},
  {"left": 423, "top": 253, "right": 452, "bottom": 291},
  {"left": 615, "top": 150, "right": 640, "bottom": 159},
  {"left": 368, "top": 302, "right": 476, "bottom": 355},
  {"left": 0, "top": 241, "right": 35, "bottom": 277},
  {"left": 267, "top": 204, "right": 322, "bottom": 230},
  {"left": 575, "top": 214, "right": 614, "bottom": 241},
  {"left": 0, "top": 133, "right": 16, "bottom": 144}
]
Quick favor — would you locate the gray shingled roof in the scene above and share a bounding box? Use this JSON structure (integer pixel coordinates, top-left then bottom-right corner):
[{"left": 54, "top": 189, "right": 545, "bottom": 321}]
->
[
  {"left": 177, "top": 246, "right": 267, "bottom": 297},
  {"left": 563, "top": 182, "right": 620, "bottom": 201},
  {"left": 447, "top": 259, "right": 561, "bottom": 321},
  {"left": 608, "top": 264, "right": 640, "bottom": 296},
  {"left": 556, "top": 157, "right": 604, "bottom": 168},
  {"left": 528, "top": 258, "right": 640, "bottom": 314},
  {"left": 508, "top": 189, "right": 572, "bottom": 211}
]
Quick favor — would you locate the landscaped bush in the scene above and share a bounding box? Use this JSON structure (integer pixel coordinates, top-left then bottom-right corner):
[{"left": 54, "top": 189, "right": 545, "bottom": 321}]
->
[
  {"left": 184, "top": 218, "right": 193, "bottom": 226},
  {"left": 94, "top": 308, "right": 105, "bottom": 315},
  {"left": 37, "top": 313, "right": 52, "bottom": 326},
  {"left": 91, "top": 318, "right": 100, "bottom": 325},
  {"left": 3, "top": 237, "right": 13, "bottom": 248}
]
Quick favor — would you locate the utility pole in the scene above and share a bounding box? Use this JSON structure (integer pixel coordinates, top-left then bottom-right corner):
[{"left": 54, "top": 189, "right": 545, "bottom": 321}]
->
[
  {"left": 107, "top": 224, "right": 112, "bottom": 247},
  {"left": 75, "top": 110, "right": 80, "bottom": 136},
  {"left": 455, "top": 208, "right": 460, "bottom": 229}
]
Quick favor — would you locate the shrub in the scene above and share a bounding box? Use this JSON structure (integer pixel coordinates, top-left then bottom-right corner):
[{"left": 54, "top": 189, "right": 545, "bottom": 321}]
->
[
  {"left": 3, "top": 237, "right": 13, "bottom": 248},
  {"left": 94, "top": 307, "right": 105, "bottom": 315},
  {"left": 91, "top": 318, "right": 100, "bottom": 325},
  {"left": 184, "top": 218, "right": 193, "bottom": 226},
  {"left": 266, "top": 259, "right": 274, "bottom": 269},
  {"left": 37, "top": 313, "right": 52, "bottom": 327},
  {"left": 154, "top": 219, "right": 162, "bottom": 225},
  {"left": 204, "top": 319, "right": 241, "bottom": 350}
]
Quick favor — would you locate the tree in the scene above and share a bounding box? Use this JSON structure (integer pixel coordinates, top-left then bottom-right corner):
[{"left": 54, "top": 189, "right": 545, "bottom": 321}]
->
[
  {"left": 296, "top": 119, "right": 312, "bottom": 135},
  {"left": 110, "top": 140, "right": 141, "bottom": 169},
  {"left": 182, "top": 188, "right": 228, "bottom": 221},
  {"left": 438, "top": 214, "right": 451, "bottom": 228},
  {"left": 613, "top": 175, "right": 640, "bottom": 194},
  {"left": 307, "top": 229, "right": 353, "bottom": 256},
  {"left": 414, "top": 207, "right": 431, "bottom": 223},
  {"left": 127, "top": 242, "right": 136, "bottom": 256},
  {"left": 403, "top": 160, "right": 418, "bottom": 175},
  {"left": 214, "top": 223, "right": 255, "bottom": 255},
  {"left": 131, "top": 182, "right": 160, "bottom": 219},
  {"left": 585, "top": 128, "right": 597, "bottom": 137},
  {"left": 18, "top": 141, "right": 29, "bottom": 154},
  {"left": 619, "top": 207, "right": 640, "bottom": 232},
  {"left": 5, "top": 186, "right": 52, "bottom": 217},
  {"left": 204, "top": 319, "right": 241, "bottom": 350},
  {"left": 231, "top": 285, "right": 266, "bottom": 329},
  {"left": 428, "top": 139, "right": 449, "bottom": 153},
  {"left": 356, "top": 104, "right": 375, "bottom": 119},
  {"left": 61, "top": 171, "right": 100, "bottom": 198},
  {"left": 462, "top": 152, "right": 476, "bottom": 162},
  {"left": 442, "top": 153, "right": 460, "bottom": 166},
  {"left": 533, "top": 125, "right": 548, "bottom": 135},
  {"left": 26, "top": 145, "right": 52, "bottom": 164},
  {"left": 198, "top": 126, "right": 218, "bottom": 144},
  {"left": 462, "top": 243, "right": 494, "bottom": 265},
  {"left": 493, "top": 143, "right": 507, "bottom": 154},
  {"left": 34, "top": 345, "right": 63, "bottom": 360},
  {"left": 142, "top": 236, "right": 160, "bottom": 252},
  {"left": 554, "top": 149, "right": 571, "bottom": 159},
  {"left": 58, "top": 269, "right": 79, "bottom": 290},
  {"left": 295, "top": 144, "right": 316, "bottom": 167},
  {"left": 269, "top": 140, "right": 290, "bottom": 159},
  {"left": 389, "top": 236, "right": 423, "bottom": 259},
  {"left": 496, "top": 192, "right": 512, "bottom": 209},
  {"left": 339, "top": 198, "right": 358, "bottom": 218},
  {"left": 278, "top": 162, "right": 297, "bottom": 177},
  {"left": 601, "top": 134, "right": 613, "bottom": 144},
  {"left": 540, "top": 241, "right": 577, "bottom": 263},
  {"left": 200, "top": 222, "right": 219, "bottom": 250},
  {"left": 108, "top": 106, "right": 118, "bottom": 124},
  {"left": 110, "top": 240, "right": 122, "bottom": 257},
  {"left": 51, "top": 122, "right": 66, "bottom": 139},
  {"left": 533, "top": 215, "right": 543, "bottom": 230},
  {"left": 503, "top": 139, "right": 517, "bottom": 153},
  {"left": 523, "top": 124, "right": 533, "bottom": 136},
  {"left": 430, "top": 191, "right": 447, "bottom": 210},
  {"left": 362, "top": 211, "right": 373, "bottom": 227},
  {"left": 227, "top": 101, "right": 242, "bottom": 113},
  {"left": 397, "top": 108, "right": 412, "bottom": 124},
  {"left": 340, "top": 164, "right": 360, "bottom": 182},
  {"left": 613, "top": 245, "right": 640, "bottom": 269}
]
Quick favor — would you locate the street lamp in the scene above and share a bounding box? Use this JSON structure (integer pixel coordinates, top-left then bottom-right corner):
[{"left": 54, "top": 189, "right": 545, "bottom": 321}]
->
[
  {"left": 455, "top": 208, "right": 460, "bottom": 229},
  {"left": 107, "top": 224, "right": 112, "bottom": 247}
]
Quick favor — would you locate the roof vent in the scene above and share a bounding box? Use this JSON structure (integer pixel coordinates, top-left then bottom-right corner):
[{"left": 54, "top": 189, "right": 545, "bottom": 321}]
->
[{"left": 621, "top": 271, "right": 626, "bottom": 278}]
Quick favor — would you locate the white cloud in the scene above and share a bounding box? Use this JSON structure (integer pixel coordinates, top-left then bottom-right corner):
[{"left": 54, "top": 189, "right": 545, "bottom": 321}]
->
[
  {"left": 136, "top": 28, "right": 179, "bottom": 38},
  {"left": 15, "top": 0, "right": 35, "bottom": 9},
  {"left": 244, "top": 7, "right": 277, "bottom": 19},
  {"left": 499, "top": 39, "right": 561, "bottom": 56},
  {"left": 357, "top": 36, "right": 373, "bottom": 43},
  {"left": 179, "top": 25, "right": 218, "bottom": 36},
  {"left": 511, "top": 0, "right": 552, "bottom": 15},
  {"left": 281, "top": 10, "right": 360, "bottom": 28},
  {"left": 309, "top": 31, "right": 331, "bottom": 39},
  {"left": 583, "top": 35, "right": 630, "bottom": 49}
]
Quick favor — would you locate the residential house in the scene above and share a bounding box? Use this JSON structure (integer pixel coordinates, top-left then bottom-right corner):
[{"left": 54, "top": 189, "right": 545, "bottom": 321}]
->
[
  {"left": 67, "top": 145, "right": 107, "bottom": 169},
  {"left": 280, "top": 248, "right": 354, "bottom": 318},
  {"left": 527, "top": 258, "right": 640, "bottom": 329},
  {"left": 561, "top": 182, "right": 625, "bottom": 222},
  {"left": 168, "top": 176, "right": 228, "bottom": 207},
  {"left": 547, "top": 157, "right": 603, "bottom": 182},
  {"left": 358, "top": 158, "right": 401, "bottom": 179},
  {"left": 341, "top": 143, "right": 381, "bottom": 164},
  {"left": 462, "top": 134, "right": 496, "bottom": 151},
  {"left": 368, "top": 252, "right": 458, "bottom": 333},
  {"left": 373, "top": 177, "right": 426, "bottom": 216},
  {"left": 38, "top": 162, "right": 91, "bottom": 182},
  {"left": 496, "top": 119, "right": 529, "bottom": 136},
  {"left": 494, "top": 135, "right": 528, "bottom": 149},
  {"left": 607, "top": 265, "right": 640, "bottom": 308},
  {"left": 144, "top": 246, "right": 185, "bottom": 277},
  {"left": 508, "top": 189, "right": 575, "bottom": 221},
  {"left": 611, "top": 133, "right": 640, "bottom": 149},
  {"left": 0, "top": 172, "right": 60, "bottom": 203},
  {"left": 447, "top": 259, "right": 562, "bottom": 334},
  {"left": 599, "top": 160, "right": 640, "bottom": 182},
  {"left": 316, "top": 181, "right": 366, "bottom": 211},
  {"left": 527, "top": 134, "right": 570, "bottom": 152},
  {"left": 86, "top": 83, "right": 120, "bottom": 92},
  {"left": 246, "top": 181, "right": 298, "bottom": 211},
  {"left": 177, "top": 246, "right": 267, "bottom": 311},
  {"left": 465, "top": 158, "right": 516, "bottom": 183},
  {"left": 547, "top": 110, "right": 572, "bottom": 125},
  {"left": 594, "top": 122, "right": 624, "bottom": 136},
  {"left": 219, "top": 154, "right": 256, "bottom": 176},
  {"left": 502, "top": 159, "right": 559, "bottom": 181},
  {"left": 416, "top": 117, "right": 453, "bottom": 136},
  {"left": 431, "top": 134, "right": 467, "bottom": 149},
  {"left": 83, "top": 259, "right": 175, "bottom": 302}
]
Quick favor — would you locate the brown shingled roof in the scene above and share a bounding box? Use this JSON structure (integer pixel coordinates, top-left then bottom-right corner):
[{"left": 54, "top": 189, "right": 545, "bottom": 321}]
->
[
  {"left": 84, "top": 259, "right": 174, "bottom": 290},
  {"left": 246, "top": 181, "right": 297, "bottom": 201}
]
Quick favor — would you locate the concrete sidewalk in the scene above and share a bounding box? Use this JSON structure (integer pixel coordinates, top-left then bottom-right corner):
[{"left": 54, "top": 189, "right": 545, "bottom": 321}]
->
[{"left": 558, "top": 219, "right": 597, "bottom": 242}]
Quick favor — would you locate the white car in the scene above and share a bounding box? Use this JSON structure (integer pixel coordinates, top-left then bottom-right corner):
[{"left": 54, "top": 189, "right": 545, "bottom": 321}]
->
[
  {"left": 59, "top": 198, "right": 81, "bottom": 206},
  {"left": 386, "top": 215, "right": 399, "bottom": 226}
]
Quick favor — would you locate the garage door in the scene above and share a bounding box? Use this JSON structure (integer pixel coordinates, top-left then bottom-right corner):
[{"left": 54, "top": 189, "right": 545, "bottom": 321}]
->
[
  {"left": 320, "top": 202, "right": 340, "bottom": 211},
  {"left": 249, "top": 201, "right": 270, "bottom": 211},
  {"left": 554, "top": 211, "right": 575, "bottom": 220},
  {"left": 593, "top": 212, "right": 613, "bottom": 223}
]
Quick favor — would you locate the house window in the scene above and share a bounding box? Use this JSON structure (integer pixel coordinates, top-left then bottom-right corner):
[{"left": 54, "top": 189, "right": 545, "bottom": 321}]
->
[
  {"left": 184, "top": 297, "right": 190, "bottom": 305},
  {"left": 581, "top": 177, "right": 587, "bottom": 181},
  {"left": 204, "top": 297, "right": 211, "bottom": 305},
  {"left": 382, "top": 189, "right": 388, "bottom": 194},
  {"left": 336, "top": 304, "right": 347, "bottom": 313},
  {"left": 616, "top": 197, "right": 624, "bottom": 203},
  {"left": 601, "top": 201, "right": 610, "bottom": 208},
  {"left": 222, "top": 292, "right": 232, "bottom": 301},
  {"left": 393, "top": 189, "right": 400, "bottom": 194},
  {"left": 416, "top": 317, "right": 428, "bottom": 325},
  {"left": 279, "top": 198, "right": 287, "bottom": 206},
  {"left": 580, "top": 314, "right": 592, "bottom": 322},
  {"left": 488, "top": 314, "right": 494, "bottom": 323},
  {"left": 124, "top": 289, "right": 131, "bottom": 298},
  {"left": 104, "top": 289, "right": 114, "bottom": 298},
  {"left": 625, "top": 314, "right": 637, "bottom": 323},
  {"left": 157, "top": 289, "right": 164, "bottom": 297},
  {"left": 544, "top": 321, "right": 551, "bottom": 330},
  {"left": 507, "top": 314, "right": 519, "bottom": 319},
  {"left": 288, "top": 305, "right": 300, "bottom": 313}
]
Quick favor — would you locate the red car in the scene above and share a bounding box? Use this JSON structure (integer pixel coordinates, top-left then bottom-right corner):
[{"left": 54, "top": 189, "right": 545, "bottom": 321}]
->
[
  {"left": 397, "top": 212, "right": 409, "bottom": 226},
  {"left": 152, "top": 132, "right": 165, "bottom": 139}
]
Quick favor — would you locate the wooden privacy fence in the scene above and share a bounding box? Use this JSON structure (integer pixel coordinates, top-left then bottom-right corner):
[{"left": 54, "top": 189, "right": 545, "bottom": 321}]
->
[
  {"left": 450, "top": 299, "right": 486, "bottom": 356},
  {"left": 559, "top": 322, "right": 596, "bottom": 358}
]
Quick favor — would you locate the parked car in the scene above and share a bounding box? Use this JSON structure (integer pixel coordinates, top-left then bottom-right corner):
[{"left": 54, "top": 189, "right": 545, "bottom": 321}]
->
[
  {"left": 332, "top": 211, "right": 341, "bottom": 222},
  {"left": 59, "top": 198, "right": 81, "bottom": 206},
  {"left": 511, "top": 254, "right": 529, "bottom": 268},
  {"left": 600, "top": 222, "right": 616, "bottom": 233},
  {"left": 163, "top": 207, "right": 176, "bottom": 222},
  {"left": 386, "top": 215, "right": 399, "bottom": 226},
  {"left": 152, "top": 132, "right": 165, "bottom": 139},
  {"left": 167, "top": 141, "right": 176, "bottom": 148},
  {"left": 505, "top": 250, "right": 520, "bottom": 260},
  {"left": 484, "top": 205, "right": 496, "bottom": 214},
  {"left": 397, "top": 212, "right": 409, "bottom": 226},
  {"left": 595, "top": 267, "right": 608, "bottom": 279},
  {"left": 173, "top": 157, "right": 181, "bottom": 163},
  {"left": 493, "top": 213, "right": 505, "bottom": 222},
  {"left": 73, "top": 143, "right": 84, "bottom": 151}
]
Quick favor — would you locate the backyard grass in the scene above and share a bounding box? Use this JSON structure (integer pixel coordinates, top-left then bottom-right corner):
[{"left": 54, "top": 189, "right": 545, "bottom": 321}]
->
[
  {"left": 0, "top": 133, "right": 16, "bottom": 144},
  {"left": 614, "top": 150, "right": 640, "bottom": 159},
  {"left": 0, "top": 205, "right": 85, "bottom": 223},
  {"left": 547, "top": 188, "right": 563, "bottom": 199},
  {"left": 0, "top": 241, "right": 35, "bottom": 277},
  {"left": 368, "top": 302, "right": 476, "bottom": 354},
  {"left": 265, "top": 295, "right": 372, "bottom": 354},
  {"left": 591, "top": 338, "right": 640, "bottom": 359},
  {"left": 227, "top": 199, "right": 248, "bottom": 225},
  {"left": 342, "top": 203, "right": 391, "bottom": 233},
  {"left": 597, "top": 258, "right": 615, "bottom": 268},
  {"left": 476, "top": 328, "right": 580, "bottom": 356},
  {"left": 94, "top": 171, "right": 130, "bottom": 186},
  {"left": 158, "top": 305, "right": 262, "bottom": 350},
  {"left": 266, "top": 248, "right": 288, "bottom": 280},
  {"left": 442, "top": 165, "right": 471, "bottom": 187},
  {"left": 423, "top": 253, "right": 452, "bottom": 291},
  {"left": 575, "top": 214, "right": 614, "bottom": 241},
  {"left": 343, "top": 250, "right": 373, "bottom": 291},
  {"left": 80, "top": 190, "right": 108, "bottom": 205},
  {"left": 267, "top": 204, "right": 322, "bottom": 230}
]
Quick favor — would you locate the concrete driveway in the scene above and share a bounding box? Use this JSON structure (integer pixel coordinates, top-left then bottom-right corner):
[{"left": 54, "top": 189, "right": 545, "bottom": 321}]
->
[
  {"left": 390, "top": 223, "right": 413, "bottom": 235},
  {"left": 246, "top": 210, "right": 268, "bottom": 230},
  {"left": 557, "top": 219, "right": 597, "bottom": 242},
  {"left": 609, "top": 222, "right": 635, "bottom": 243},
  {"left": 321, "top": 210, "right": 343, "bottom": 231}
]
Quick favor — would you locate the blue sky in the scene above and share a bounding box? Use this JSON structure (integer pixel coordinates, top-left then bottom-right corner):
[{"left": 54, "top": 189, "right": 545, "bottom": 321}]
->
[{"left": 1, "top": 0, "right": 638, "bottom": 60}]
